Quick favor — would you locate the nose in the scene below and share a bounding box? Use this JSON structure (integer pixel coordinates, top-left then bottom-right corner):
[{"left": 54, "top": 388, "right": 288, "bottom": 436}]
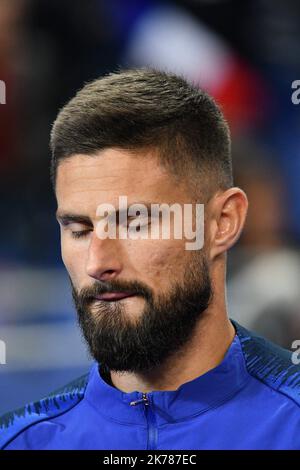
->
[{"left": 86, "top": 232, "right": 122, "bottom": 282}]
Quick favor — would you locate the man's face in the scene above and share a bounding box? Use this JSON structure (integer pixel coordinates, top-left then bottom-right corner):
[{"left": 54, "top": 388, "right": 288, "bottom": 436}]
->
[{"left": 56, "top": 149, "right": 212, "bottom": 374}]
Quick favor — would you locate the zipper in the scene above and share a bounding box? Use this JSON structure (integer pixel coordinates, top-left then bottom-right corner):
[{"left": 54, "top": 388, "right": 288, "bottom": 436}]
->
[
  {"left": 129, "top": 393, "right": 149, "bottom": 407},
  {"left": 130, "top": 393, "right": 158, "bottom": 450}
]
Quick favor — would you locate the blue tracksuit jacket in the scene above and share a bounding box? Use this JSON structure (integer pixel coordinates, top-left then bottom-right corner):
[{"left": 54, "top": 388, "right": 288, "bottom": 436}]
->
[{"left": 1, "top": 319, "right": 300, "bottom": 450}]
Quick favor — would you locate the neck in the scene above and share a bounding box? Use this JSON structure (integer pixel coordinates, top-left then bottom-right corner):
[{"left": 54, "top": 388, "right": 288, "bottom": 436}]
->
[{"left": 108, "top": 304, "right": 236, "bottom": 394}]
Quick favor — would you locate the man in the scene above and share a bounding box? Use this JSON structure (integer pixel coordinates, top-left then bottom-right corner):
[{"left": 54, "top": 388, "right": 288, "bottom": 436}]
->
[{"left": 1, "top": 68, "right": 300, "bottom": 450}]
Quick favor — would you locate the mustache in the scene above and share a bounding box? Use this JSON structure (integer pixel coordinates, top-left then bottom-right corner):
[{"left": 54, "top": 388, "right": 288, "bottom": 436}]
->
[{"left": 70, "top": 277, "right": 153, "bottom": 304}]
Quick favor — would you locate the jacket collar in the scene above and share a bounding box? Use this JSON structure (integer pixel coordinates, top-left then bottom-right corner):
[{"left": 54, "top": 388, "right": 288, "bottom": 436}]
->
[{"left": 84, "top": 323, "right": 250, "bottom": 425}]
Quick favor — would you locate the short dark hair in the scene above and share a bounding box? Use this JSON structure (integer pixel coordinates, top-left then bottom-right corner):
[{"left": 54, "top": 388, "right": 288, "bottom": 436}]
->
[{"left": 50, "top": 67, "right": 233, "bottom": 195}]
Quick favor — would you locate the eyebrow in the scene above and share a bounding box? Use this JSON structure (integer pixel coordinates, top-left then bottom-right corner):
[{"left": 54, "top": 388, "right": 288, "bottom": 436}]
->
[
  {"left": 56, "top": 212, "right": 93, "bottom": 226},
  {"left": 56, "top": 203, "right": 155, "bottom": 227}
]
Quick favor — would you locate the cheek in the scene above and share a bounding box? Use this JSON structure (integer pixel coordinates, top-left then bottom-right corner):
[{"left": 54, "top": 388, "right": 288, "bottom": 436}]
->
[
  {"left": 60, "top": 236, "right": 86, "bottom": 285},
  {"left": 135, "top": 241, "right": 186, "bottom": 290},
  {"left": 148, "top": 248, "right": 172, "bottom": 272}
]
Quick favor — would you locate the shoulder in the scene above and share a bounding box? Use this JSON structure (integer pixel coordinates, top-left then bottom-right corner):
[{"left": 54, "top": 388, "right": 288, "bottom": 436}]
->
[
  {"left": 232, "top": 319, "right": 300, "bottom": 407},
  {"left": 0, "top": 372, "right": 89, "bottom": 450}
]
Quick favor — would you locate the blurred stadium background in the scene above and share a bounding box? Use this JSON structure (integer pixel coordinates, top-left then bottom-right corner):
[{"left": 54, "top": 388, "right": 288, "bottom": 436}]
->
[{"left": 1, "top": 0, "right": 300, "bottom": 415}]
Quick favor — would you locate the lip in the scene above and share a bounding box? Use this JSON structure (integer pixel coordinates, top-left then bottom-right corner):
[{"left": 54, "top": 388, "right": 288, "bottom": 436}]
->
[{"left": 94, "top": 292, "right": 136, "bottom": 301}]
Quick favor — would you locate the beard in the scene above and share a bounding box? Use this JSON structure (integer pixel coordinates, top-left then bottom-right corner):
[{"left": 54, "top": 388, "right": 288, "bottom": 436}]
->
[{"left": 71, "top": 252, "right": 212, "bottom": 376}]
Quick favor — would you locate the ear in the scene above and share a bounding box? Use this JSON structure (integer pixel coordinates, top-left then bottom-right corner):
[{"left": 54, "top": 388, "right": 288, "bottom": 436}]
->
[{"left": 208, "top": 187, "right": 248, "bottom": 260}]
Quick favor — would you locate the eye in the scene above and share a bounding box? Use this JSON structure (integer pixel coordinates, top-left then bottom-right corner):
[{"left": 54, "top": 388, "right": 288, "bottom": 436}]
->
[{"left": 71, "top": 229, "right": 91, "bottom": 239}]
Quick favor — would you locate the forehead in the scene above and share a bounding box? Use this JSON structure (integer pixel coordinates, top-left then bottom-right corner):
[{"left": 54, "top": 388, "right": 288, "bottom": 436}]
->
[{"left": 56, "top": 148, "right": 189, "bottom": 212}]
